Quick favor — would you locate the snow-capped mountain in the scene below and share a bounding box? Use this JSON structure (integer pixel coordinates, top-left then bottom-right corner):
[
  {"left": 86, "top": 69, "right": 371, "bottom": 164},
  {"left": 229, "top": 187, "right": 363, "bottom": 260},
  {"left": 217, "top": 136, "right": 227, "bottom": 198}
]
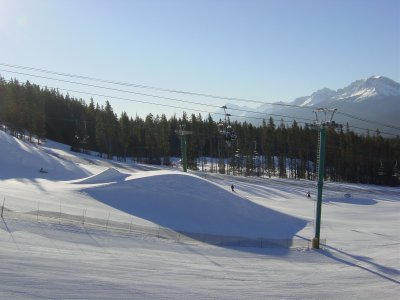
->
[
  {"left": 222, "top": 76, "right": 400, "bottom": 135},
  {"left": 293, "top": 88, "right": 337, "bottom": 107},
  {"left": 292, "top": 76, "right": 400, "bottom": 107},
  {"left": 335, "top": 76, "right": 400, "bottom": 101}
]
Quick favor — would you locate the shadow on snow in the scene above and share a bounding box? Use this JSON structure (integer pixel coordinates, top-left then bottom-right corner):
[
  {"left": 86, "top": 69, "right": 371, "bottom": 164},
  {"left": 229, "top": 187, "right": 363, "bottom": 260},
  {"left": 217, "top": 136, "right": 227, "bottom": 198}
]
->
[{"left": 83, "top": 173, "right": 308, "bottom": 254}]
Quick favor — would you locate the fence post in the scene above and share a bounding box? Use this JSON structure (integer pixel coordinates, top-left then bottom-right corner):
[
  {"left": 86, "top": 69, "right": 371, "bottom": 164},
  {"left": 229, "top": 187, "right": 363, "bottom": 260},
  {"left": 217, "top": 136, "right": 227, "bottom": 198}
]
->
[
  {"left": 59, "top": 200, "right": 62, "bottom": 224},
  {"left": 82, "top": 209, "right": 86, "bottom": 225},
  {"left": 106, "top": 212, "right": 110, "bottom": 231},
  {"left": 1, "top": 197, "right": 5, "bottom": 218}
]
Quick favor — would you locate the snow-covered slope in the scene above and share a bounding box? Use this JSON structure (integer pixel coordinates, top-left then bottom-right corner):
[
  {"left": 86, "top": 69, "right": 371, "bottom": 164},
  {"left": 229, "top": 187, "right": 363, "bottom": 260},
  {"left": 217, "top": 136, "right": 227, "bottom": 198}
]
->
[
  {"left": 75, "top": 167, "right": 130, "bottom": 184},
  {"left": 335, "top": 76, "right": 400, "bottom": 101},
  {"left": 293, "top": 87, "right": 337, "bottom": 107},
  {"left": 0, "top": 130, "right": 306, "bottom": 239},
  {"left": 0, "top": 130, "right": 90, "bottom": 180},
  {"left": 0, "top": 131, "right": 399, "bottom": 299},
  {"left": 84, "top": 172, "right": 306, "bottom": 238},
  {"left": 294, "top": 76, "right": 400, "bottom": 106}
]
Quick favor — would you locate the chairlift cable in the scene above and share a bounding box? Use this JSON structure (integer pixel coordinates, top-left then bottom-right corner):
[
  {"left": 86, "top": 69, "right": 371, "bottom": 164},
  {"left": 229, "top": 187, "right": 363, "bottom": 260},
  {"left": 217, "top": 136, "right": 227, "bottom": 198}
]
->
[{"left": 1, "top": 63, "right": 399, "bottom": 131}]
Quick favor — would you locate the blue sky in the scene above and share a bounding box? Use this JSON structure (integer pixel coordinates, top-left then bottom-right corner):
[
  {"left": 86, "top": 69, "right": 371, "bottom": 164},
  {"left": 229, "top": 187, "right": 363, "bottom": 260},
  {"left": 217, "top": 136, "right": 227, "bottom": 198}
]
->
[{"left": 0, "top": 0, "right": 399, "bottom": 118}]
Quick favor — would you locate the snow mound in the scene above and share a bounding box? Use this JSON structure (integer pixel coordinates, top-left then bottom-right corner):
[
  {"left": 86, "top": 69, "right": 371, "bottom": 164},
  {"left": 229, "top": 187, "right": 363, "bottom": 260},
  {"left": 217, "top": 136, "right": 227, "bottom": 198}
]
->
[
  {"left": 0, "top": 130, "right": 90, "bottom": 180},
  {"left": 76, "top": 168, "right": 130, "bottom": 184},
  {"left": 84, "top": 173, "right": 307, "bottom": 239}
]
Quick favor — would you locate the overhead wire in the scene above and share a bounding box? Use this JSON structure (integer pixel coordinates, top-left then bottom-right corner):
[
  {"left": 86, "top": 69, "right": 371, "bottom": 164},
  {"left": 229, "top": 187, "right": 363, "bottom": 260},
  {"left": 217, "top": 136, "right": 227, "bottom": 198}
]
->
[
  {"left": 2, "top": 67, "right": 399, "bottom": 135},
  {"left": 1, "top": 67, "right": 397, "bottom": 177},
  {"left": 336, "top": 111, "right": 400, "bottom": 131},
  {"left": 38, "top": 83, "right": 315, "bottom": 126},
  {"left": 0, "top": 62, "right": 313, "bottom": 110},
  {"left": 1, "top": 64, "right": 399, "bottom": 132},
  {"left": 2, "top": 62, "right": 400, "bottom": 132},
  {"left": 1, "top": 68, "right": 399, "bottom": 137},
  {"left": 0, "top": 68, "right": 316, "bottom": 123},
  {"left": 1, "top": 78, "right": 398, "bottom": 138}
]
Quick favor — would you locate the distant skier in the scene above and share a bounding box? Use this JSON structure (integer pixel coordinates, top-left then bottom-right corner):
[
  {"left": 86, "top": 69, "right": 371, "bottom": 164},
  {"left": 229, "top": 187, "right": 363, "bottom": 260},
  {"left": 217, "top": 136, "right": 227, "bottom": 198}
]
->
[
  {"left": 231, "top": 184, "right": 235, "bottom": 192},
  {"left": 307, "top": 191, "right": 311, "bottom": 198},
  {"left": 40, "top": 167, "right": 48, "bottom": 174}
]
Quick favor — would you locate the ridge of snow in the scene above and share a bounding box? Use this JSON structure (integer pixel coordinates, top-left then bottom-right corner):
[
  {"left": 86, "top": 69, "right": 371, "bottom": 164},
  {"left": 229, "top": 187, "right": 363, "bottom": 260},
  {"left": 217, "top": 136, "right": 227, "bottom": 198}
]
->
[
  {"left": 298, "top": 88, "right": 337, "bottom": 107},
  {"left": 335, "top": 76, "right": 400, "bottom": 101},
  {"left": 223, "top": 76, "right": 398, "bottom": 121},
  {"left": 0, "top": 130, "right": 90, "bottom": 180},
  {"left": 74, "top": 168, "right": 130, "bottom": 184},
  {"left": 277, "top": 76, "right": 399, "bottom": 110}
]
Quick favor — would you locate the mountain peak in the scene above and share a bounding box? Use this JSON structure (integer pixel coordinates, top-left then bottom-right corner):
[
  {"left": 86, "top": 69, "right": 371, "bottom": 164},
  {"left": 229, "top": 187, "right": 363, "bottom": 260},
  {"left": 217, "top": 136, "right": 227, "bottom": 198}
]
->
[
  {"left": 220, "top": 76, "right": 399, "bottom": 133},
  {"left": 336, "top": 76, "right": 400, "bottom": 101},
  {"left": 294, "top": 87, "right": 337, "bottom": 107}
]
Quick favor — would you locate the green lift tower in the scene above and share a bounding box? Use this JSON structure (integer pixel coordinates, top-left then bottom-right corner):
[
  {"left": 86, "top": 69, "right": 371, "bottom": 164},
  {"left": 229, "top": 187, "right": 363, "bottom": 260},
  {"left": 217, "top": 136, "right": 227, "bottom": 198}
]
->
[{"left": 312, "top": 108, "right": 337, "bottom": 249}]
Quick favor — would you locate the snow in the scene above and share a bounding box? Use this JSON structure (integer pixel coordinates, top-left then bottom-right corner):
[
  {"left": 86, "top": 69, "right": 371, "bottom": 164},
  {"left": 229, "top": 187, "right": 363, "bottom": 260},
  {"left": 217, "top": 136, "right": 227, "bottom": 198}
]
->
[
  {"left": 335, "top": 76, "right": 400, "bottom": 101},
  {"left": 0, "top": 131, "right": 90, "bottom": 180},
  {"left": 298, "top": 88, "right": 338, "bottom": 107},
  {"left": 74, "top": 167, "right": 130, "bottom": 184},
  {"left": 247, "top": 76, "right": 400, "bottom": 118},
  {"left": 0, "top": 130, "right": 399, "bottom": 299},
  {"left": 296, "top": 76, "right": 400, "bottom": 106}
]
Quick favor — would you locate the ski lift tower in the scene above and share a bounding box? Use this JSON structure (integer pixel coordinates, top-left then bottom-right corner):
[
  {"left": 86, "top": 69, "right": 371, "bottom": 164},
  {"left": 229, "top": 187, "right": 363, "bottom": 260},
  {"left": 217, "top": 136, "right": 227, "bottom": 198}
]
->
[
  {"left": 175, "top": 124, "right": 192, "bottom": 172},
  {"left": 312, "top": 108, "right": 338, "bottom": 249}
]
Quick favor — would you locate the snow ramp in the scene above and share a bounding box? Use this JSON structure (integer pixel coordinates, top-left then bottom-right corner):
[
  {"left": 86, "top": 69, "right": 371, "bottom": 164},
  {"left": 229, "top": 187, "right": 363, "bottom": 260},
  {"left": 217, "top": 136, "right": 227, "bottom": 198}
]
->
[
  {"left": 76, "top": 168, "right": 130, "bottom": 184},
  {"left": 84, "top": 172, "right": 307, "bottom": 240},
  {"left": 0, "top": 131, "right": 90, "bottom": 180}
]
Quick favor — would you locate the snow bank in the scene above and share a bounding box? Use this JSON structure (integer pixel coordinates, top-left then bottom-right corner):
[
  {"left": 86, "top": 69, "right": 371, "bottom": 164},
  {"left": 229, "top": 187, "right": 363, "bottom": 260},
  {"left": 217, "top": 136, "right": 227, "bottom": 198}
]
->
[
  {"left": 75, "top": 168, "right": 130, "bottom": 184},
  {"left": 84, "top": 173, "right": 307, "bottom": 239},
  {"left": 0, "top": 131, "right": 90, "bottom": 180}
]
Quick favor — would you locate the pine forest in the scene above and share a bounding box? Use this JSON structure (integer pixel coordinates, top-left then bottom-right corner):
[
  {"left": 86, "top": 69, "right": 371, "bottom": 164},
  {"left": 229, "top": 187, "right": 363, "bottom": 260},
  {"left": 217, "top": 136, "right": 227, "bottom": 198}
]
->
[{"left": 1, "top": 78, "right": 399, "bottom": 186}]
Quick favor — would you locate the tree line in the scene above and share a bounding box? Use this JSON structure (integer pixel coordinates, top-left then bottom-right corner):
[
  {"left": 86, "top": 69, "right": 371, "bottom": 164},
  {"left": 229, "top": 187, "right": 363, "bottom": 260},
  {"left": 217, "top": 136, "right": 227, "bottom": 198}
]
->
[{"left": 1, "top": 77, "right": 399, "bottom": 186}]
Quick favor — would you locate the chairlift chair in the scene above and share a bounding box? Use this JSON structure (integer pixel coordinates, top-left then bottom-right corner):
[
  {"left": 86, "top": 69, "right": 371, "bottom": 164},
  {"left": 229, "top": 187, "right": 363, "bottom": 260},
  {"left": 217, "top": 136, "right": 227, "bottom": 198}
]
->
[
  {"left": 218, "top": 106, "right": 237, "bottom": 147},
  {"left": 217, "top": 121, "right": 225, "bottom": 134},
  {"left": 226, "top": 125, "right": 237, "bottom": 139}
]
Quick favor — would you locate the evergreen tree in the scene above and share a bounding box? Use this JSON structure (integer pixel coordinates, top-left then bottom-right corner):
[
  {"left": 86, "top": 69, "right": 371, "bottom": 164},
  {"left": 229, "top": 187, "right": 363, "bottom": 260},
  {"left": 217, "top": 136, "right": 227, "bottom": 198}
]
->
[
  {"left": 119, "top": 111, "right": 131, "bottom": 161},
  {"left": 0, "top": 76, "right": 398, "bottom": 186}
]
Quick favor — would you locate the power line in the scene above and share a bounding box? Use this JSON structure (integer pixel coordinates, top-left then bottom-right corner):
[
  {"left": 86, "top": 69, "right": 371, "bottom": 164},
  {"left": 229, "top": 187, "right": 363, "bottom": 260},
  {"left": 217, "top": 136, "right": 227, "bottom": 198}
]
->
[
  {"left": 44, "top": 85, "right": 314, "bottom": 125},
  {"left": 0, "top": 62, "right": 312, "bottom": 110},
  {"left": 3, "top": 67, "right": 400, "bottom": 134},
  {"left": 1, "top": 64, "right": 399, "bottom": 132},
  {"left": 3, "top": 63, "right": 400, "bottom": 129},
  {"left": 0, "top": 68, "right": 316, "bottom": 123},
  {"left": 336, "top": 111, "right": 400, "bottom": 131},
  {"left": 2, "top": 78, "right": 398, "bottom": 138},
  {"left": 2, "top": 71, "right": 400, "bottom": 138}
]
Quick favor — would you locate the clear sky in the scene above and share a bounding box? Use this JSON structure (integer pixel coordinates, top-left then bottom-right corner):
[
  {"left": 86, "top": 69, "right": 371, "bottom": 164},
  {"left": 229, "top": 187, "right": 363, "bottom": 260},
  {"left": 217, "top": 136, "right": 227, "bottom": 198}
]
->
[{"left": 0, "top": 0, "right": 399, "bottom": 119}]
